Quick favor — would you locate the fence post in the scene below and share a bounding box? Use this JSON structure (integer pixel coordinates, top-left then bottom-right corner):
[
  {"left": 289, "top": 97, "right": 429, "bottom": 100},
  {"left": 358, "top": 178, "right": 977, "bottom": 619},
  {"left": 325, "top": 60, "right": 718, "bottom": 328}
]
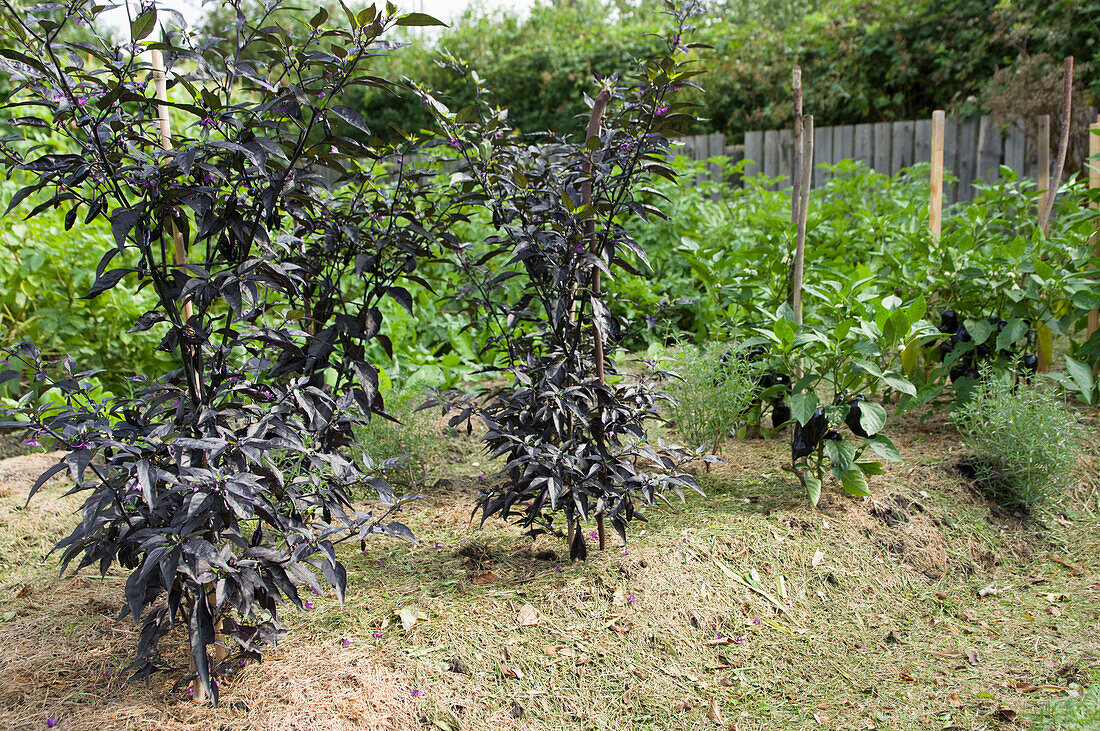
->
[{"left": 929, "top": 111, "right": 945, "bottom": 240}]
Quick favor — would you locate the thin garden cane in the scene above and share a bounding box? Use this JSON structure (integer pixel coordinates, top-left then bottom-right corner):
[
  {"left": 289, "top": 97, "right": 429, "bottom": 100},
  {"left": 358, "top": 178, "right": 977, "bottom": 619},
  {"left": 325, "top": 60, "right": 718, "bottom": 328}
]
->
[
  {"left": 582, "top": 87, "right": 612, "bottom": 551},
  {"left": 791, "top": 116, "right": 813, "bottom": 326},
  {"left": 151, "top": 49, "right": 224, "bottom": 701},
  {"left": 1036, "top": 57, "right": 1073, "bottom": 373},
  {"left": 150, "top": 50, "right": 193, "bottom": 324},
  {"left": 1088, "top": 115, "right": 1100, "bottom": 343},
  {"left": 787, "top": 66, "right": 803, "bottom": 310}
]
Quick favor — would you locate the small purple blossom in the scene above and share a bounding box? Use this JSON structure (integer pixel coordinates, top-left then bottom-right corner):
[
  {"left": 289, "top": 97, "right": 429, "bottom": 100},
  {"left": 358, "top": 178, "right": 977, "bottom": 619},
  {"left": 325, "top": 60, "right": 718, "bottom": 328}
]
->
[
  {"left": 588, "top": 531, "right": 599, "bottom": 541},
  {"left": 753, "top": 617, "right": 762, "bottom": 625},
  {"left": 448, "top": 137, "right": 463, "bottom": 150},
  {"left": 304, "top": 600, "right": 314, "bottom": 610},
  {"left": 21, "top": 438, "right": 40, "bottom": 447},
  {"left": 372, "top": 630, "right": 384, "bottom": 638},
  {"left": 314, "top": 90, "right": 326, "bottom": 98},
  {"left": 628, "top": 594, "right": 637, "bottom": 602},
  {"left": 655, "top": 105, "right": 669, "bottom": 116},
  {"left": 622, "top": 549, "right": 630, "bottom": 556},
  {"left": 342, "top": 638, "right": 351, "bottom": 647},
  {"left": 411, "top": 689, "right": 424, "bottom": 697},
  {"left": 186, "top": 687, "right": 194, "bottom": 696},
  {"left": 46, "top": 718, "right": 58, "bottom": 728},
  {"left": 104, "top": 667, "right": 111, "bottom": 677},
  {"left": 434, "top": 542, "right": 442, "bottom": 549},
  {"left": 734, "top": 636, "right": 747, "bottom": 643},
  {"left": 199, "top": 117, "right": 216, "bottom": 127}
]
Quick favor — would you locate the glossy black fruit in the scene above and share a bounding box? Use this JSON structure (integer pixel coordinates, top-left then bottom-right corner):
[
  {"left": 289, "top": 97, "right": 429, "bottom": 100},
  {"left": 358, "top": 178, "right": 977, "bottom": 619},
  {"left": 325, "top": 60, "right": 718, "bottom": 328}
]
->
[
  {"left": 940, "top": 308, "right": 957, "bottom": 334},
  {"left": 771, "top": 401, "right": 791, "bottom": 430},
  {"left": 792, "top": 406, "right": 827, "bottom": 460}
]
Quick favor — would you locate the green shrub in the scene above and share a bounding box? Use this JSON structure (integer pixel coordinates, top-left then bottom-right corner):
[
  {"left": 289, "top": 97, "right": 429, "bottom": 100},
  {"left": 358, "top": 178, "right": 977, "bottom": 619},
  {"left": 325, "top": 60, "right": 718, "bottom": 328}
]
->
[
  {"left": 352, "top": 386, "right": 447, "bottom": 492},
  {"left": 952, "top": 374, "right": 1086, "bottom": 507},
  {"left": 664, "top": 342, "right": 762, "bottom": 453}
]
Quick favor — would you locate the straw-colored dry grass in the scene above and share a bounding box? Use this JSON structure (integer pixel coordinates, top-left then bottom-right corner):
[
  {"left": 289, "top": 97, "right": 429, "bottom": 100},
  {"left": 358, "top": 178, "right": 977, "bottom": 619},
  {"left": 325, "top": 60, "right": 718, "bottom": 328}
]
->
[{"left": 0, "top": 407, "right": 1097, "bottom": 730}]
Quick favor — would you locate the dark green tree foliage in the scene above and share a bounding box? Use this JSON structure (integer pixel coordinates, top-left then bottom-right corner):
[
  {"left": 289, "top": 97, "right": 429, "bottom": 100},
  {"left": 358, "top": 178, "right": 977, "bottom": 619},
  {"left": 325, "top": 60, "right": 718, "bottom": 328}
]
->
[
  {"left": 0, "top": 0, "right": 462, "bottom": 704},
  {"left": 328, "top": 0, "right": 1096, "bottom": 145},
  {"left": 421, "top": 3, "right": 708, "bottom": 559}
]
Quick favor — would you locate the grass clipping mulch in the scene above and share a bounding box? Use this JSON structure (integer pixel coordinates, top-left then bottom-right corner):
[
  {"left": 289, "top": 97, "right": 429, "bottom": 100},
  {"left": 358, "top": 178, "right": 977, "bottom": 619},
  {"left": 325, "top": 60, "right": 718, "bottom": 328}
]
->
[{"left": 0, "top": 422, "right": 1097, "bottom": 730}]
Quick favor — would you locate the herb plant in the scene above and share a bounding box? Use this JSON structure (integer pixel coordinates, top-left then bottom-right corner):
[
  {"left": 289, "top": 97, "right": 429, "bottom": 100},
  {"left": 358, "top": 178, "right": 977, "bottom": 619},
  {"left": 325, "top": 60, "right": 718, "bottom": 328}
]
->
[{"left": 953, "top": 372, "right": 1086, "bottom": 508}]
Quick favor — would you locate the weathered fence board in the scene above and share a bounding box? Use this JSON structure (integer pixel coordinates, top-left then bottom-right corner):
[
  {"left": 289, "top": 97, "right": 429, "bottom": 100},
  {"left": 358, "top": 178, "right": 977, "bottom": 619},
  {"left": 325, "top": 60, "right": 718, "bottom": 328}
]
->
[
  {"left": 872, "top": 122, "right": 891, "bottom": 174},
  {"left": 681, "top": 107, "right": 1096, "bottom": 194},
  {"left": 891, "top": 120, "right": 915, "bottom": 172},
  {"left": 853, "top": 123, "right": 873, "bottom": 168}
]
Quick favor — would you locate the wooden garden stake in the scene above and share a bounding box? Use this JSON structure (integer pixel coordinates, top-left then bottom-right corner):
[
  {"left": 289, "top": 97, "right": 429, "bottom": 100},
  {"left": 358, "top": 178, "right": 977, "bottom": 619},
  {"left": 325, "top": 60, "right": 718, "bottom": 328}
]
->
[
  {"left": 787, "top": 66, "right": 803, "bottom": 311},
  {"left": 1036, "top": 57, "right": 1073, "bottom": 373},
  {"left": 1088, "top": 115, "right": 1100, "bottom": 340},
  {"left": 790, "top": 66, "right": 803, "bottom": 225},
  {"left": 150, "top": 49, "right": 193, "bottom": 323},
  {"left": 791, "top": 116, "right": 813, "bottom": 325},
  {"left": 929, "top": 110, "right": 945, "bottom": 241},
  {"left": 1037, "top": 115, "right": 1051, "bottom": 218},
  {"left": 1038, "top": 57, "right": 1073, "bottom": 236},
  {"left": 582, "top": 88, "right": 611, "bottom": 553}
]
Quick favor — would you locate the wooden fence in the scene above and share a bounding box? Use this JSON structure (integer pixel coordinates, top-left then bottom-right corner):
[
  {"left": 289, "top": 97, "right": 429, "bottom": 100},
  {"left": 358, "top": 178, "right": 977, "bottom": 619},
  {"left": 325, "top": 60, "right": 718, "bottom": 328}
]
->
[{"left": 677, "top": 111, "right": 1096, "bottom": 202}]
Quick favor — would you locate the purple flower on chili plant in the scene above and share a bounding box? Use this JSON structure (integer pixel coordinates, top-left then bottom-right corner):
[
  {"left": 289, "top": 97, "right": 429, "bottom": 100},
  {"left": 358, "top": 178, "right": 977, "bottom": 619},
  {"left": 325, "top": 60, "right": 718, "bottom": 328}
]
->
[{"left": 411, "top": 689, "right": 424, "bottom": 697}]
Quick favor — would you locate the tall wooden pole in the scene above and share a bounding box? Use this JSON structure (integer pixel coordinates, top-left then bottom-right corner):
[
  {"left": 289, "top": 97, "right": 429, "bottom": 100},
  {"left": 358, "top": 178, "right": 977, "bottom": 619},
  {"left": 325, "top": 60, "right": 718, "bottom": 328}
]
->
[
  {"left": 792, "top": 116, "right": 813, "bottom": 326},
  {"left": 1036, "top": 57, "right": 1073, "bottom": 374},
  {"left": 1039, "top": 57, "right": 1074, "bottom": 235},
  {"left": 1037, "top": 115, "right": 1051, "bottom": 219},
  {"left": 1088, "top": 115, "right": 1100, "bottom": 341},
  {"left": 787, "top": 66, "right": 803, "bottom": 311},
  {"left": 150, "top": 49, "right": 193, "bottom": 323},
  {"left": 791, "top": 66, "right": 803, "bottom": 225},
  {"left": 929, "top": 110, "right": 945, "bottom": 241}
]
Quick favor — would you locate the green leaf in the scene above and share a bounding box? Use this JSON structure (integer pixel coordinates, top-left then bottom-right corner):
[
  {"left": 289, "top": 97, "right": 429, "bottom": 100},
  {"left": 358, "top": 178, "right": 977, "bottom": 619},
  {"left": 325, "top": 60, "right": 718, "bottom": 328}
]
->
[
  {"left": 880, "top": 373, "right": 916, "bottom": 396},
  {"left": 773, "top": 316, "right": 795, "bottom": 346},
  {"left": 905, "top": 295, "right": 927, "bottom": 325},
  {"left": 964, "top": 318, "right": 994, "bottom": 346},
  {"left": 397, "top": 12, "right": 445, "bottom": 26},
  {"left": 131, "top": 8, "right": 157, "bottom": 41},
  {"left": 996, "top": 318, "right": 1028, "bottom": 351},
  {"left": 866, "top": 435, "right": 901, "bottom": 462},
  {"left": 858, "top": 401, "right": 887, "bottom": 436},
  {"left": 788, "top": 392, "right": 818, "bottom": 426},
  {"left": 825, "top": 439, "right": 856, "bottom": 477},
  {"left": 840, "top": 468, "right": 871, "bottom": 497},
  {"left": 805, "top": 476, "right": 821, "bottom": 508},
  {"left": 857, "top": 461, "right": 885, "bottom": 476},
  {"left": 309, "top": 7, "right": 329, "bottom": 28},
  {"left": 1064, "top": 355, "right": 1097, "bottom": 404}
]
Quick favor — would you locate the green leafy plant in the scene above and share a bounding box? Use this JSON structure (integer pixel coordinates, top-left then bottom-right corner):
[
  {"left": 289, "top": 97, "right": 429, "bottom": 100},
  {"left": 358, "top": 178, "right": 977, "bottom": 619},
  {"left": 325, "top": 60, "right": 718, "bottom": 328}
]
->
[
  {"left": 952, "top": 372, "right": 1087, "bottom": 507},
  {"left": 663, "top": 342, "right": 762, "bottom": 454}
]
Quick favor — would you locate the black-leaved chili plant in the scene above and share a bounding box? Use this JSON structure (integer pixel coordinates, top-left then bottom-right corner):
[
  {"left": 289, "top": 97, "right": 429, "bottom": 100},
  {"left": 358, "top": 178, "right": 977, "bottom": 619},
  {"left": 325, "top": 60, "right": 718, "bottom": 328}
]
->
[
  {"left": 0, "top": 0, "right": 463, "bottom": 705},
  {"left": 419, "top": 2, "right": 711, "bottom": 560}
]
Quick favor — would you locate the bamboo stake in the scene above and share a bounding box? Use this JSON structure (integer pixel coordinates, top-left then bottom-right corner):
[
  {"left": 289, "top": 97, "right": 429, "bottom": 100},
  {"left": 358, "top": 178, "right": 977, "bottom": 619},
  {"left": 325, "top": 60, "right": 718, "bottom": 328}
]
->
[
  {"left": 1088, "top": 116, "right": 1100, "bottom": 341},
  {"left": 792, "top": 116, "right": 813, "bottom": 326},
  {"left": 582, "top": 88, "right": 611, "bottom": 553},
  {"left": 790, "top": 66, "right": 803, "bottom": 225},
  {"left": 1036, "top": 57, "right": 1073, "bottom": 374},
  {"left": 1038, "top": 57, "right": 1073, "bottom": 236},
  {"left": 1037, "top": 115, "right": 1050, "bottom": 218},
  {"left": 929, "top": 110, "right": 945, "bottom": 241},
  {"left": 787, "top": 66, "right": 803, "bottom": 310},
  {"left": 150, "top": 49, "right": 192, "bottom": 323}
]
